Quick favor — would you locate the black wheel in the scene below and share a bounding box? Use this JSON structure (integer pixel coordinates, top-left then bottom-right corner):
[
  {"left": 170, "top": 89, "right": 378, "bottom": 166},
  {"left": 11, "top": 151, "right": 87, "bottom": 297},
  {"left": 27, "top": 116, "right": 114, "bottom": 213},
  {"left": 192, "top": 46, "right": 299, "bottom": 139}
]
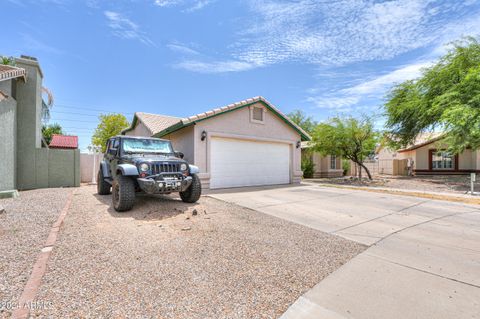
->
[
  {"left": 180, "top": 174, "right": 202, "bottom": 203},
  {"left": 112, "top": 175, "right": 136, "bottom": 212},
  {"left": 97, "top": 169, "right": 111, "bottom": 195}
]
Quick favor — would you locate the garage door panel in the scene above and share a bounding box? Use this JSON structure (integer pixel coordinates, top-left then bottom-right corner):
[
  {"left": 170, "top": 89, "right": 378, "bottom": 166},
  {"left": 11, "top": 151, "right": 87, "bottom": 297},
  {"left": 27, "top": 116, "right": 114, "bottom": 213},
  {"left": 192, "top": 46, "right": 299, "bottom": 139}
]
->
[{"left": 210, "top": 137, "right": 290, "bottom": 189}]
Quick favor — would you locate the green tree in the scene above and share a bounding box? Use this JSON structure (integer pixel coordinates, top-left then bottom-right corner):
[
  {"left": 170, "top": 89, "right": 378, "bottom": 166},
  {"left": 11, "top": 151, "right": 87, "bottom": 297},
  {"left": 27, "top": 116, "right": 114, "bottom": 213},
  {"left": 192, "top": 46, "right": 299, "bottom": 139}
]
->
[
  {"left": 1, "top": 56, "right": 15, "bottom": 65},
  {"left": 42, "top": 123, "right": 64, "bottom": 144},
  {"left": 312, "top": 115, "right": 377, "bottom": 180},
  {"left": 385, "top": 37, "right": 480, "bottom": 153},
  {"left": 287, "top": 109, "right": 318, "bottom": 134},
  {"left": 92, "top": 113, "right": 130, "bottom": 152}
]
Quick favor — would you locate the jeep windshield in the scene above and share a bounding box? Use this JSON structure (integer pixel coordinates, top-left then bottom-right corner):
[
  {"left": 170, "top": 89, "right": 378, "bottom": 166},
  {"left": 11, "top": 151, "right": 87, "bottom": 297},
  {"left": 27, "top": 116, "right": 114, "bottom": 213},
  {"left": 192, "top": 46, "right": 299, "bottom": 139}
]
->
[{"left": 122, "top": 138, "right": 173, "bottom": 155}]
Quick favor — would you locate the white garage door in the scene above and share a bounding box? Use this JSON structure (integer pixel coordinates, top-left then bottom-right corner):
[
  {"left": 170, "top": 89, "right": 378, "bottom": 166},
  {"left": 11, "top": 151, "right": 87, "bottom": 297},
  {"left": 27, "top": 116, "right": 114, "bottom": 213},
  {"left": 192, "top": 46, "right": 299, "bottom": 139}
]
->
[{"left": 210, "top": 137, "right": 291, "bottom": 189}]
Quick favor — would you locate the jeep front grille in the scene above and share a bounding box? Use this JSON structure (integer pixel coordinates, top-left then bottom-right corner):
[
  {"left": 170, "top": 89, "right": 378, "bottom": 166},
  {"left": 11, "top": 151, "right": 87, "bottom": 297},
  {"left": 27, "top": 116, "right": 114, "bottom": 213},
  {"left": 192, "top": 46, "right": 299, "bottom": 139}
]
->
[{"left": 151, "top": 163, "right": 180, "bottom": 175}]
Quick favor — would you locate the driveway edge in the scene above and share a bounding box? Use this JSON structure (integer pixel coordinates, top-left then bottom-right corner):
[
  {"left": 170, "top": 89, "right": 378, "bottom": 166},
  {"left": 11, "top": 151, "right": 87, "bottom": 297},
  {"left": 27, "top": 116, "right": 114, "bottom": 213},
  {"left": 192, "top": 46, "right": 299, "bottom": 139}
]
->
[{"left": 310, "top": 183, "right": 480, "bottom": 205}]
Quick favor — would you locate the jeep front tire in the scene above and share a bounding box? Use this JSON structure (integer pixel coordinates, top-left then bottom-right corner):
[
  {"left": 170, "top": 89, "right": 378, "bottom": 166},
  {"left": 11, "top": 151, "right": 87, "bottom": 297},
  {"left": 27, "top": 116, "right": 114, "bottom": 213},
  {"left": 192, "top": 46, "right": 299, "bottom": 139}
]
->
[
  {"left": 180, "top": 174, "right": 201, "bottom": 203},
  {"left": 97, "top": 169, "right": 111, "bottom": 195},
  {"left": 112, "top": 175, "right": 135, "bottom": 212}
]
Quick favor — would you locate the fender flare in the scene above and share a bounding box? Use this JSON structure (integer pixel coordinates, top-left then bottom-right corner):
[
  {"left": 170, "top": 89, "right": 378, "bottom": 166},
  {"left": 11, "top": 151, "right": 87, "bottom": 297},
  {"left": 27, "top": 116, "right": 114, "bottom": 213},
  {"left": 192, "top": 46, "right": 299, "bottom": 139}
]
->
[
  {"left": 100, "top": 160, "right": 111, "bottom": 178},
  {"left": 117, "top": 163, "right": 139, "bottom": 176},
  {"left": 189, "top": 164, "right": 200, "bottom": 174}
]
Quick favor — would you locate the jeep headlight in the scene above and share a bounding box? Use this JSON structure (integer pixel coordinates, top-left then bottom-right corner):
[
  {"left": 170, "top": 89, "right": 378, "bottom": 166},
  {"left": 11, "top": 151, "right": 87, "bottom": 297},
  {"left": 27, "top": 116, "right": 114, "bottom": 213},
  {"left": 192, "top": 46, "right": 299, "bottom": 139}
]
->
[
  {"left": 180, "top": 163, "right": 187, "bottom": 171},
  {"left": 139, "top": 163, "right": 150, "bottom": 172}
]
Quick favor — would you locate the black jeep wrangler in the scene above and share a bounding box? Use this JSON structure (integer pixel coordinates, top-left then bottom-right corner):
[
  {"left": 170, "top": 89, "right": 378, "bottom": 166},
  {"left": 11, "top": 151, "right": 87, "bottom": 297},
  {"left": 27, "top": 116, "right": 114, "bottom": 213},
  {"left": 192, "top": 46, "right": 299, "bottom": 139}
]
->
[{"left": 97, "top": 136, "right": 201, "bottom": 212}]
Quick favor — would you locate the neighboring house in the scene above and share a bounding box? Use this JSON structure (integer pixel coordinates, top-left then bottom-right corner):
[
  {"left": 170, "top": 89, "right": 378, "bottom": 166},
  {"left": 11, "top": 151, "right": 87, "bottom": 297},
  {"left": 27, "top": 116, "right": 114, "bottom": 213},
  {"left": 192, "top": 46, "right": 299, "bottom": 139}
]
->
[
  {"left": 0, "top": 56, "right": 80, "bottom": 197},
  {"left": 377, "top": 133, "right": 480, "bottom": 175},
  {"left": 300, "top": 142, "right": 343, "bottom": 178},
  {"left": 122, "top": 96, "right": 311, "bottom": 189},
  {"left": 49, "top": 134, "right": 79, "bottom": 149}
]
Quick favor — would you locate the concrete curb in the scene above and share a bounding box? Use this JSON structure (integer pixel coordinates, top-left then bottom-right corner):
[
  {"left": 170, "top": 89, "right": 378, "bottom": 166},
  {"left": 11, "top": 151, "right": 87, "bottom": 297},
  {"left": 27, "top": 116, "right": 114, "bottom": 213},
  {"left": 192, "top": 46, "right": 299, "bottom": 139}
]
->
[{"left": 11, "top": 190, "right": 74, "bottom": 319}]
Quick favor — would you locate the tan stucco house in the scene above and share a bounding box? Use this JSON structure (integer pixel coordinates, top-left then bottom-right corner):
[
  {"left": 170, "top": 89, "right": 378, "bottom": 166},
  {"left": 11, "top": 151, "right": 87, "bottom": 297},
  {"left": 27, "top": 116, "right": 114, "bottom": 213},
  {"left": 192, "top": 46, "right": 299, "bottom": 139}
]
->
[
  {"left": 300, "top": 142, "right": 343, "bottom": 178},
  {"left": 378, "top": 133, "right": 480, "bottom": 175},
  {"left": 122, "top": 96, "right": 311, "bottom": 189}
]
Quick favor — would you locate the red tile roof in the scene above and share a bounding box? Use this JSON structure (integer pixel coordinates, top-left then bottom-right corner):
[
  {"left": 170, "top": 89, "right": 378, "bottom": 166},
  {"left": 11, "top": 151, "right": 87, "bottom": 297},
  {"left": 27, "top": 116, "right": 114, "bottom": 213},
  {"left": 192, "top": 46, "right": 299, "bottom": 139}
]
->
[
  {"left": 0, "top": 65, "right": 26, "bottom": 82},
  {"left": 49, "top": 135, "right": 78, "bottom": 149}
]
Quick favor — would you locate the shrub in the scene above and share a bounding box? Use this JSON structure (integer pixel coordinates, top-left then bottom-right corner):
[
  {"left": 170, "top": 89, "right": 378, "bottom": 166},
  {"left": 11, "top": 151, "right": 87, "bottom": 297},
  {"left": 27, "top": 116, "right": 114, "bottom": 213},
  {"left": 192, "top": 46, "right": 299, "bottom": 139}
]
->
[
  {"left": 342, "top": 159, "right": 350, "bottom": 176},
  {"left": 302, "top": 156, "right": 315, "bottom": 178}
]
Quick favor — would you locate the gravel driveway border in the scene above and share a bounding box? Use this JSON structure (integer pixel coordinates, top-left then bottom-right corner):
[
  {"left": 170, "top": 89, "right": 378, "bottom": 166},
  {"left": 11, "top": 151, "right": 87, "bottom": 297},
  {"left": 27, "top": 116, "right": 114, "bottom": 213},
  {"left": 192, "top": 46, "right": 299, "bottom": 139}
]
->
[{"left": 11, "top": 190, "right": 73, "bottom": 319}]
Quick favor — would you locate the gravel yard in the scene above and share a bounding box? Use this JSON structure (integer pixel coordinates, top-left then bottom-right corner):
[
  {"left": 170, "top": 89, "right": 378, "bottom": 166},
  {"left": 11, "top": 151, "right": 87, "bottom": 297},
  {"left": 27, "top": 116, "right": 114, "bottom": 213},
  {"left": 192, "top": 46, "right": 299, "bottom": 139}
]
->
[
  {"left": 309, "top": 175, "right": 476, "bottom": 194},
  {"left": 0, "top": 188, "right": 70, "bottom": 318},
  {"left": 29, "top": 185, "right": 365, "bottom": 318}
]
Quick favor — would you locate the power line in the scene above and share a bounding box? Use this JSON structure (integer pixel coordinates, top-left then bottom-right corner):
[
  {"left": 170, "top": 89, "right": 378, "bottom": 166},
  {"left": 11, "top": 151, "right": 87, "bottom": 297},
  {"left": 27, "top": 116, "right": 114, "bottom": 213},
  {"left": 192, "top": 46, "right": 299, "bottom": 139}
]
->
[
  {"left": 54, "top": 103, "right": 134, "bottom": 115},
  {"left": 49, "top": 118, "right": 98, "bottom": 123},
  {"left": 52, "top": 111, "right": 104, "bottom": 117},
  {"left": 61, "top": 128, "right": 95, "bottom": 130}
]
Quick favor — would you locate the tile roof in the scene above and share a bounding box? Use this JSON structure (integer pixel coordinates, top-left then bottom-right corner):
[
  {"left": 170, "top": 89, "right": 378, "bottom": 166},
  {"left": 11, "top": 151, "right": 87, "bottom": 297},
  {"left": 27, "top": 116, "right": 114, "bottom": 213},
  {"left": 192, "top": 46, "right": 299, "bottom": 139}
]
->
[
  {"left": 123, "top": 96, "right": 311, "bottom": 141},
  {"left": 0, "top": 65, "right": 26, "bottom": 82},
  {"left": 134, "top": 112, "right": 181, "bottom": 136},
  {"left": 49, "top": 135, "right": 79, "bottom": 149},
  {"left": 398, "top": 132, "right": 444, "bottom": 152}
]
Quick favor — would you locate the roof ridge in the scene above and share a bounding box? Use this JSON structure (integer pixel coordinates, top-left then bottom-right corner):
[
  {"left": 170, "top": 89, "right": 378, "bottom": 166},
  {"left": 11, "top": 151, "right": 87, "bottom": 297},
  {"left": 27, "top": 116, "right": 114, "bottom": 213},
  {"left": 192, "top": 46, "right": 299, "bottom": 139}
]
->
[{"left": 137, "top": 112, "right": 182, "bottom": 119}]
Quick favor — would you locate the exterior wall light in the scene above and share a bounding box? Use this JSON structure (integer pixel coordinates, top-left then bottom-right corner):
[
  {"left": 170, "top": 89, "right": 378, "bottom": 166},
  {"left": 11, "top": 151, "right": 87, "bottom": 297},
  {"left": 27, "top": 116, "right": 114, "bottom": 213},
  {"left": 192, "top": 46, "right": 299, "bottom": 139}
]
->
[
  {"left": 296, "top": 141, "right": 301, "bottom": 149},
  {"left": 201, "top": 130, "right": 207, "bottom": 141}
]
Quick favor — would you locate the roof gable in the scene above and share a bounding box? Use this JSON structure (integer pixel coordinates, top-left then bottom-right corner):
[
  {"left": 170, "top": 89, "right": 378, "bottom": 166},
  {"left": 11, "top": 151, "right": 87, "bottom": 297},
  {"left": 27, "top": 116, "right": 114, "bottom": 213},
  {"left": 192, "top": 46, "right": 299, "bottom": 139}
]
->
[
  {"left": 123, "top": 97, "right": 311, "bottom": 141},
  {"left": 397, "top": 132, "right": 444, "bottom": 153}
]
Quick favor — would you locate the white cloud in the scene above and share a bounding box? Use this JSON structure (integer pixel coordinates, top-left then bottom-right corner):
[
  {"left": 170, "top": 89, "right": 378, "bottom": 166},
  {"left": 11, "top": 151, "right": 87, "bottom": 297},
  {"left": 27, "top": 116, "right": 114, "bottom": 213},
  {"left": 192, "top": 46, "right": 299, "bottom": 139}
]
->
[
  {"left": 307, "top": 95, "right": 360, "bottom": 110},
  {"left": 175, "top": 0, "right": 479, "bottom": 74},
  {"left": 167, "top": 42, "right": 200, "bottom": 55},
  {"left": 343, "top": 62, "right": 431, "bottom": 96},
  {"left": 184, "top": 0, "right": 215, "bottom": 12},
  {"left": 154, "top": 0, "right": 215, "bottom": 11},
  {"left": 308, "top": 61, "right": 432, "bottom": 111},
  {"left": 174, "top": 60, "right": 260, "bottom": 73},
  {"left": 104, "top": 11, "right": 154, "bottom": 46},
  {"left": 232, "top": 0, "right": 480, "bottom": 68},
  {"left": 154, "top": 0, "right": 181, "bottom": 7}
]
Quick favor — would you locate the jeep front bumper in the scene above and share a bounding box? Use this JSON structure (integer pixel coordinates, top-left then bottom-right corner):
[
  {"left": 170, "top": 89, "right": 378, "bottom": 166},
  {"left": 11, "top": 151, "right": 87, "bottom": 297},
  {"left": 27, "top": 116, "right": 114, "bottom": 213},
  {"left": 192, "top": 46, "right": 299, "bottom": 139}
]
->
[{"left": 137, "top": 175, "right": 192, "bottom": 194}]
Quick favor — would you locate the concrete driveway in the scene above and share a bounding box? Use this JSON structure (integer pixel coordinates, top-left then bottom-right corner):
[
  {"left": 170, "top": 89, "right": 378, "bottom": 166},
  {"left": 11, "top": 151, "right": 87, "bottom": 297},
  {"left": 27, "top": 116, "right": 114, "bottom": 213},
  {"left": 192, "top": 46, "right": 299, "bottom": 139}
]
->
[{"left": 210, "top": 184, "right": 480, "bottom": 319}]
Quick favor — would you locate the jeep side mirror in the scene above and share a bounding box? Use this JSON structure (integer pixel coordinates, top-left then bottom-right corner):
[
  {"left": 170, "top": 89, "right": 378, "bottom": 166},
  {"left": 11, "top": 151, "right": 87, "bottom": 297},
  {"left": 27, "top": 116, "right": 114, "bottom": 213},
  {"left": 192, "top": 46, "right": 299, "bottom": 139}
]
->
[
  {"left": 108, "top": 148, "right": 117, "bottom": 156},
  {"left": 174, "top": 151, "right": 184, "bottom": 159}
]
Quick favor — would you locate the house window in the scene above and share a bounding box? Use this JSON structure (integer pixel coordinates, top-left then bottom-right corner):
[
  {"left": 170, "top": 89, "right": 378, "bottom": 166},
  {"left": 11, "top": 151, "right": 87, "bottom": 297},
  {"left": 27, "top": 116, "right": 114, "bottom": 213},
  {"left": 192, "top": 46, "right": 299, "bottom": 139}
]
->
[
  {"left": 250, "top": 106, "right": 265, "bottom": 123},
  {"left": 432, "top": 151, "right": 454, "bottom": 169},
  {"left": 330, "top": 155, "right": 337, "bottom": 169}
]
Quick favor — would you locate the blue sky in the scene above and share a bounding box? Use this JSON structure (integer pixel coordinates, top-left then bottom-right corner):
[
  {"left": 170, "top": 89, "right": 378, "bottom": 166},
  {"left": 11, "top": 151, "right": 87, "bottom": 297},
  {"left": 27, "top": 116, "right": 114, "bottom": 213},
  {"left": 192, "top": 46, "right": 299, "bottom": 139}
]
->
[{"left": 2, "top": 0, "right": 480, "bottom": 151}]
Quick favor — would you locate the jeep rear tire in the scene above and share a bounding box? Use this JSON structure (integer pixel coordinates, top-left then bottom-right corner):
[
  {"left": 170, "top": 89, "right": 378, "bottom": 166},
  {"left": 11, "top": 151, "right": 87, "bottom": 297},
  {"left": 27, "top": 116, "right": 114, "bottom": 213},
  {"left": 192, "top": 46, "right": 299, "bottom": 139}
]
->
[
  {"left": 97, "top": 169, "right": 111, "bottom": 195},
  {"left": 112, "top": 175, "right": 135, "bottom": 212},
  {"left": 180, "top": 174, "right": 201, "bottom": 203}
]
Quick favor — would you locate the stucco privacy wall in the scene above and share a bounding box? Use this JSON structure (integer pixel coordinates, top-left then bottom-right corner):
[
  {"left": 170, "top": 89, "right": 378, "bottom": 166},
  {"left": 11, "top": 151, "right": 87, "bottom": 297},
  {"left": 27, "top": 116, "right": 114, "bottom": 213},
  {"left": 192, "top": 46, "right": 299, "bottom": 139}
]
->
[
  {"left": 0, "top": 81, "right": 17, "bottom": 191},
  {"left": 192, "top": 102, "right": 302, "bottom": 187},
  {"left": 15, "top": 58, "right": 43, "bottom": 190},
  {"left": 47, "top": 149, "right": 80, "bottom": 187},
  {"left": 80, "top": 153, "right": 104, "bottom": 183},
  {"left": 1, "top": 57, "right": 81, "bottom": 191}
]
